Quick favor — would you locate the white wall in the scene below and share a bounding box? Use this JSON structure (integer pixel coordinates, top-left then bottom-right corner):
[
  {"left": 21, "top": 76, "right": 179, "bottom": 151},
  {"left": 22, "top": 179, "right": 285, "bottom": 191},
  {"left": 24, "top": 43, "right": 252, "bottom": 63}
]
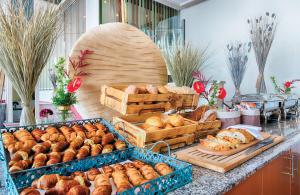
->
[{"left": 181, "top": 0, "right": 300, "bottom": 99}]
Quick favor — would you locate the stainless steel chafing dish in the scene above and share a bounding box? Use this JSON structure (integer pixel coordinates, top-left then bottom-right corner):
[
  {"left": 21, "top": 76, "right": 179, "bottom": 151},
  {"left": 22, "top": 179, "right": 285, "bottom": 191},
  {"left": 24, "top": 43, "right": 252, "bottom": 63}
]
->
[
  {"left": 240, "top": 93, "right": 283, "bottom": 122},
  {"left": 274, "top": 94, "right": 299, "bottom": 118}
]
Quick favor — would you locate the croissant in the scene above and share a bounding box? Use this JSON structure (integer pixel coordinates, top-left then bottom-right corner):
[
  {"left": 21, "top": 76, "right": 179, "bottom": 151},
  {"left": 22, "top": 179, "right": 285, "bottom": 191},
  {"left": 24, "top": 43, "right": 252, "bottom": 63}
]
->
[
  {"left": 85, "top": 131, "right": 96, "bottom": 139},
  {"left": 91, "top": 144, "right": 102, "bottom": 156},
  {"left": 140, "top": 165, "right": 159, "bottom": 180},
  {"left": 36, "top": 174, "right": 59, "bottom": 190},
  {"left": 94, "top": 174, "right": 112, "bottom": 194},
  {"left": 51, "top": 141, "right": 69, "bottom": 152},
  {"left": 94, "top": 123, "right": 107, "bottom": 131},
  {"left": 2, "top": 132, "right": 16, "bottom": 148},
  {"left": 90, "top": 136, "right": 102, "bottom": 144},
  {"left": 47, "top": 152, "right": 62, "bottom": 165},
  {"left": 32, "top": 153, "right": 47, "bottom": 168},
  {"left": 126, "top": 168, "right": 147, "bottom": 186},
  {"left": 23, "top": 140, "right": 37, "bottom": 152},
  {"left": 70, "top": 136, "right": 84, "bottom": 149},
  {"left": 59, "top": 126, "right": 76, "bottom": 142},
  {"left": 11, "top": 151, "right": 28, "bottom": 162},
  {"left": 9, "top": 159, "right": 31, "bottom": 172},
  {"left": 95, "top": 130, "right": 105, "bottom": 138},
  {"left": 7, "top": 141, "right": 23, "bottom": 154},
  {"left": 155, "top": 162, "right": 173, "bottom": 176},
  {"left": 123, "top": 162, "right": 135, "bottom": 170},
  {"left": 14, "top": 129, "right": 35, "bottom": 142},
  {"left": 46, "top": 126, "right": 59, "bottom": 134},
  {"left": 132, "top": 160, "right": 146, "bottom": 169},
  {"left": 101, "top": 133, "right": 114, "bottom": 145},
  {"left": 86, "top": 168, "right": 101, "bottom": 181},
  {"left": 63, "top": 148, "right": 76, "bottom": 162},
  {"left": 31, "top": 128, "right": 45, "bottom": 142},
  {"left": 114, "top": 140, "right": 126, "bottom": 150},
  {"left": 32, "top": 142, "right": 51, "bottom": 155},
  {"left": 76, "top": 145, "right": 90, "bottom": 159},
  {"left": 83, "top": 123, "right": 97, "bottom": 132},
  {"left": 113, "top": 164, "right": 125, "bottom": 172},
  {"left": 101, "top": 144, "right": 113, "bottom": 154},
  {"left": 67, "top": 185, "right": 90, "bottom": 195},
  {"left": 55, "top": 179, "right": 80, "bottom": 194},
  {"left": 45, "top": 189, "right": 61, "bottom": 195},
  {"left": 71, "top": 124, "right": 85, "bottom": 132},
  {"left": 74, "top": 175, "right": 91, "bottom": 187},
  {"left": 20, "top": 187, "right": 40, "bottom": 195},
  {"left": 112, "top": 171, "right": 131, "bottom": 192},
  {"left": 102, "top": 166, "right": 114, "bottom": 177}
]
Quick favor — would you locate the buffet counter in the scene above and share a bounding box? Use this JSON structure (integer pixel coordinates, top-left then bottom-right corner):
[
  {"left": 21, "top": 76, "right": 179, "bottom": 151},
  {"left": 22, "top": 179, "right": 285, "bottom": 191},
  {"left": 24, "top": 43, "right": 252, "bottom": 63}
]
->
[{"left": 170, "top": 119, "right": 300, "bottom": 195}]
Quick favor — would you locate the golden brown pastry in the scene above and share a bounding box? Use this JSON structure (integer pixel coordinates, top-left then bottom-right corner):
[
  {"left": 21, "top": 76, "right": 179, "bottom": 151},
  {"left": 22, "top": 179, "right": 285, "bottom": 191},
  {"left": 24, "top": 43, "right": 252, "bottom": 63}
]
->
[
  {"left": 70, "top": 136, "right": 84, "bottom": 149},
  {"left": 126, "top": 167, "right": 147, "bottom": 186},
  {"left": 112, "top": 171, "right": 131, "bottom": 192},
  {"left": 102, "top": 165, "right": 114, "bottom": 177},
  {"left": 83, "top": 123, "right": 97, "bottom": 132},
  {"left": 124, "top": 85, "right": 138, "bottom": 94},
  {"left": 137, "top": 86, "right": 148, "bottom": 94},
  {"left": 67, "top": 185, "right": 90, "bottom": 195},
  {"left": 123, "top": 162, "right": 135, "bottom": 170},
  {"left": 85, "top": 131, "right": 96, "bottom": 139},
  {"left": 101, "top": 133, "right": 115, "bottom": 145},
  {"left": 199, "top": 110, "right": 217, "bottom": 122},
  {"left": 145, "top": 116, "right": 164, "bottom": 128},
  {"left": 102, "top": 144, "right": 113, "bottom": 154},
  {"left": 76, "top": 145, "right": 90, "bottom": 159},
  {"left": 51, "top": 141, "right": 69, "bottom": 152},
  {"left": 168, "top": 114, "right": 184, "bottom": 127},
  {"left": 86, "top": 168, "right": 101, "bottom": 181},
  {"left": 114, "top": 140, "right": 126, "bottom": 150},
  {"left": 9, "top": 159, "right": 31, "bottom": 172},
  {"left": 2, "top": 132, "right": 16, "bottom": 148},
  {"left": 55, "top": 179, "right": 80, "bottom": 194},
  {"left": 46, "top": 127, "right": 59, "bottom": 134},
  {"left": 32, "top": 142, "right": 51, "bottom": 155},
  {"left": 59, "top": 126, "right": 77, "bottom": 143},
  {"left": 164, "top": 123, "right": 173, "bottom": 129},
  {"left": 95, "top": 123, "right": 107, "bottom": 131},
  {"left": 146, "top": 84, "right": 158, "bottom": 94},
  {"left": 32, "top": 153, "right": 47, "bottom": 168},
  {"left": 20, "top": 187, "right": 40, "bottom": 195},
  {"left": 23, "top": 140, "right": 37, "bottom": 152},
  {"left": 140, "top": 165, "right": 160, "bottom": 180},
  {"left": 132, "top": 160, "right": 146, "bottom": 169},
  {"left": 63, "top": 148, "right": 76, "bottom": 162},
  {"left": 93, "top": 174, "right": 112, "bottom": 195},
  {"left": 47, "top": 152, "right": 62, "bottom": 165},
  {"left": 44, "top": 189, "right": 61, "bottom": 195},
  {"left": 31, "top": 128, "right": 45, "bottom": 142},
  {"left": 113, "top": 164, "right": 125, "bottom": 172},
  {"left": 36, "top": 174, "right": 59, "bottom": 190},
  {"left": 155, "top": 162, "right": 173, "bottom": 176},
  {"left": 95, "top": 130, "right": 105, "bottom": 138},
  {"left": 157, "top": 86, "right": 169, "bottom": 94},
  {"left": 90, "top": 136, "right": 102, "bottom": 144},
  {"left": 73, "top": 175, "right": 91, "bottom": 187},
  {"left": 91, "top": 144, "right": 102, "bottom": 156},
  {"left": 10, "top": 151, "right": 28, "bottom": 162},
  {"left": 187, "top": 105, "right": 209, "bottom": 121},
  {"left": 14, "top": 129, "right": 35, "bottom": 142}
]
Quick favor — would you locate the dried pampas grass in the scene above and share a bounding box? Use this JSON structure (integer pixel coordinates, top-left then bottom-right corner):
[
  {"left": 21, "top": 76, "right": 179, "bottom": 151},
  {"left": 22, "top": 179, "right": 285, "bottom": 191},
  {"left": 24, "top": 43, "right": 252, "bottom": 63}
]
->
[
  {"left": 164, "top": 41, "right": 209, "bottom": 87},
  {"left": 0, "top": 0, "right": 61, "bottom": 125}
]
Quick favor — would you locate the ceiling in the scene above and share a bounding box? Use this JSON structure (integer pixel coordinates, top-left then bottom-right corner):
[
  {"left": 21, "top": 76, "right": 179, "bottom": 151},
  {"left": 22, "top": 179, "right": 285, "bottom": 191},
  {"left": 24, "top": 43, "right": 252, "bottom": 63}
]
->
[{"left": 156, "top": 0, "right": 205, "bottom": 10}]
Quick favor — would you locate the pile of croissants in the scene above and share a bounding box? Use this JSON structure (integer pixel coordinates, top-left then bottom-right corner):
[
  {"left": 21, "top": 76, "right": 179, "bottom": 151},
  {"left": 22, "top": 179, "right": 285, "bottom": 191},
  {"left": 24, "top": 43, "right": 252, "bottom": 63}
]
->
[
  {"left": 2, "top": 122, "right": 127, "bottom": 172},
  {"left": 20, "top": 160, "right": 173, "bottom": 195}
]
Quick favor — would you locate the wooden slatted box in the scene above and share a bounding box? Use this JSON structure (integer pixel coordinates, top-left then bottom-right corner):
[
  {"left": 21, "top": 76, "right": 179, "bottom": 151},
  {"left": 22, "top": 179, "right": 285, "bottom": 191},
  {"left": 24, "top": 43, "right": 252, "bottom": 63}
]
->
[
  {"left": 112, "top": 112, "right": 197, "bottom": 152},
  {"left": 100, "top": 85, "right": 199, "bottom": 115}
]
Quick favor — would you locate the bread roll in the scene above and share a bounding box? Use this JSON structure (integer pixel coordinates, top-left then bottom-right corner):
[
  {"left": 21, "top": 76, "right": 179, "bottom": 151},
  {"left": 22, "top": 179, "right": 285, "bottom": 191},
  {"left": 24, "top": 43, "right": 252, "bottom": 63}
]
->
[
  {"left": 145, "top": 116, "right": 164, "bottom": 128},
  {"left": 157, "top": 86, "right": 169, "bottom": 94},
  {"left": 168, "top": 114, "right": 184, "bottom": 127},
  {"left": 146, "top": 84, "right": 158, "bottom": 94},
  {"left": 125, "top": 85, "right": 138, "bottom": 94}
]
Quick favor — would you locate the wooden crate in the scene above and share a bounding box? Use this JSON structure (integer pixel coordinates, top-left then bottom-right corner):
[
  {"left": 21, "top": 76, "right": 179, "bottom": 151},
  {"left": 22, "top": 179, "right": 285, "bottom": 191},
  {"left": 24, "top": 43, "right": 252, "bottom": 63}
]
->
[
  {"left": 101, "top": 85, "right": 199, "bottom": 115},
  {"left": 112, "top": 113, "right": 197, "bottom": 151}
]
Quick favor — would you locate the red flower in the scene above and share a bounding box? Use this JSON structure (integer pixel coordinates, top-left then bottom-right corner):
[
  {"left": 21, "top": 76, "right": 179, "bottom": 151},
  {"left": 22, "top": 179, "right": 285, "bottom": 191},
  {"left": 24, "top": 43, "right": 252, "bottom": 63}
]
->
[
  {"left": 284, "top": 81, "right": 292, "bottom": 88},
  {"left": 193, "top": 81, "right": 205, "bottom": 94},
  {"left": 40, "top": 108, "right": 53, "bottom": 118},
  {"left": 67, "top": 77, "right": 82, "bottom": 93},
  {"left": 218, "top": 88, "right": 227, "bottom": 99}
]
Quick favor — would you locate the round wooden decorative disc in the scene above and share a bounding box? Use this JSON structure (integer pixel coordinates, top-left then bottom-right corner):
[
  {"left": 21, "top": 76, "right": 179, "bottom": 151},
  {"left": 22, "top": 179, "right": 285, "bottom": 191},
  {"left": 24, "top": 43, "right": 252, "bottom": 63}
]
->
[{"left": 68, "top": 22, "right": 167, "bottom": 120}]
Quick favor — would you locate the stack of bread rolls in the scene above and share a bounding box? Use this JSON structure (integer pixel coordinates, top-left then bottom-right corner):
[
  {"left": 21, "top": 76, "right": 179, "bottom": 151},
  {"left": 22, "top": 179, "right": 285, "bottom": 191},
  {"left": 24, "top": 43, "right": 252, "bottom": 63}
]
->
[
  {"left": 2, "top": 122, "right": 127, "bottom": 172},
  {"left": 140, "top": 114, "right": 185, "bottom": 131},
  {"left": 20, "top": 160, "right": 173, "bottom": 195}
]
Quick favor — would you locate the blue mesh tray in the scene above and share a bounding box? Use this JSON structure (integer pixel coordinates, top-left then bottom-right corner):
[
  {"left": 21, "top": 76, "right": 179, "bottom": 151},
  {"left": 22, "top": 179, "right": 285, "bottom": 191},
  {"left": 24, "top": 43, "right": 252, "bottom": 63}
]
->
[
  {"left": 0, "top": 118, "right": 131, "bottom": 181},
  {"left": 5, "top": 147, "right": 192, "bottom": 195}
]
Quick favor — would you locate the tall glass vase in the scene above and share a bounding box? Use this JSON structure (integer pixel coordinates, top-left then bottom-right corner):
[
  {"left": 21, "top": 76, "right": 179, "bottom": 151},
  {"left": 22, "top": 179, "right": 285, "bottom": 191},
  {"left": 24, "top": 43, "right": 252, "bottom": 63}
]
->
[
  {"left": 232, "top": 88, "right": 241, "bottom": 104},
  {"left": 57, "top": 105, "right": 71, "bottom": 122}
]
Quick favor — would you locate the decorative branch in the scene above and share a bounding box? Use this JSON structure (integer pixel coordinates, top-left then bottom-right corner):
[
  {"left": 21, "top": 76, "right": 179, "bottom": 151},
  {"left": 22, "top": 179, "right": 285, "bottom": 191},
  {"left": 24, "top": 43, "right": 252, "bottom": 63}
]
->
[{"left": 248, "top": 12, "right": 277, "bottom": 93}]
